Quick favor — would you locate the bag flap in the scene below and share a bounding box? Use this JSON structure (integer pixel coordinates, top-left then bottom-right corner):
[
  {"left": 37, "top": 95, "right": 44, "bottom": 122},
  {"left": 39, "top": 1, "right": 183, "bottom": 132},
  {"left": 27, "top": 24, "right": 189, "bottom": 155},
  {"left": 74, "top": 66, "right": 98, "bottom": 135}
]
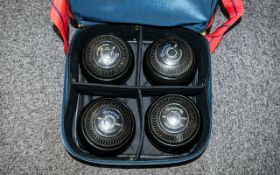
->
[
  {"left": 50, "top": 0, "right": 244, "bottom": 54},
  {"left": 68, "top": 0, "right": 218, "bottom": 32}
]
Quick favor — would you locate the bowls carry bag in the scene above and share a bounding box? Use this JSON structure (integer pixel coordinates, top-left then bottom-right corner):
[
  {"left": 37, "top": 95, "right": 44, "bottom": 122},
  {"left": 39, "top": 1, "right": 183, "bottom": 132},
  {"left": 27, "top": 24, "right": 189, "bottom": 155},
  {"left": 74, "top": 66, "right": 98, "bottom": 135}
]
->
[{"left": 50, "top": 0, "right": 244, "bottom": 167}]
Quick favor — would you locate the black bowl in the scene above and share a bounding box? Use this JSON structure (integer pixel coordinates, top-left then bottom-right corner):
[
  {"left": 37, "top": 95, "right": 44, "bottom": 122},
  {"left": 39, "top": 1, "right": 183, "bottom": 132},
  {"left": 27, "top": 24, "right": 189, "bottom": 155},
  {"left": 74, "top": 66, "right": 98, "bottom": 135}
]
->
[
  {"left": 144, "top": 36, "right": 196, "bottom": 85},
  {"left": 146, "top": 94, "right": 201, "bottom": 153},
  {"left": 78, "top": 98, "right": 135, "bottom": 156},
  {"left": 81, "top": 34, "right": 134, "bottom": 84}
]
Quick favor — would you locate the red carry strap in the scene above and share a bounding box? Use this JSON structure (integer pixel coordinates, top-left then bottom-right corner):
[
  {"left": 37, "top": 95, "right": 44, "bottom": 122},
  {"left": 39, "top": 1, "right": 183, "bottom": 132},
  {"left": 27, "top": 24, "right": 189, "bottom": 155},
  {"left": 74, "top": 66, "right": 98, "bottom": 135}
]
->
[
  {"left": 206, "top": 0, "right": 244, "bottom": 54},
  {"left": 49, "top": 0, "right": 69, "bottom": 55}
]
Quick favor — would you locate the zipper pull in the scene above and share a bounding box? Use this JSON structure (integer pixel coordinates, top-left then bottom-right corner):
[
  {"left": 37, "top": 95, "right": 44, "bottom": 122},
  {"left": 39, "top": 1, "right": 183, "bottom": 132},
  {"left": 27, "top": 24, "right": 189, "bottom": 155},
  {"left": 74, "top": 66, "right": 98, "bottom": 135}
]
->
[{"left": 77, "top": 24, "right": 87, "bottom": 30}]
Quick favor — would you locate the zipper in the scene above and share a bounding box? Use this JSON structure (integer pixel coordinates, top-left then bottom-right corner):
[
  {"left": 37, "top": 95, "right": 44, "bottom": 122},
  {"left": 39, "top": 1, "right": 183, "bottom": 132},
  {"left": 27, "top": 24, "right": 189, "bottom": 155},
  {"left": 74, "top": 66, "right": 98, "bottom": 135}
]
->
[
  {"left": 201, "top": 31, "right": 207, "bottom": 36},
  {"left": 77, "top": 24, "right": 88, "bottom": 30}
]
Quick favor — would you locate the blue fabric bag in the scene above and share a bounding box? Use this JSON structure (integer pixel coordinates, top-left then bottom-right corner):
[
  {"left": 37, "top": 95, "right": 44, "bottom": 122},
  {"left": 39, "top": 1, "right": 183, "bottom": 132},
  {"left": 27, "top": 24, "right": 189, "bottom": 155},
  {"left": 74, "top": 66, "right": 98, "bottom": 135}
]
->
[
  {"left": 68, "top": 0, "right": 217, "bottom": 31},
  {"left": 50, "top": 0, "right": 244, "bottom": 167}
]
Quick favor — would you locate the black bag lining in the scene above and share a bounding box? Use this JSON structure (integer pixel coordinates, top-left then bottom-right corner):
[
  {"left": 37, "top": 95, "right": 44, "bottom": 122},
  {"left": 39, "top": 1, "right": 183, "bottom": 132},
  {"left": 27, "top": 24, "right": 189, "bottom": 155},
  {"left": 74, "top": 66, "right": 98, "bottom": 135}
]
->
[{"left": 63, "top": 24, "right": 211, "bottom": 166}]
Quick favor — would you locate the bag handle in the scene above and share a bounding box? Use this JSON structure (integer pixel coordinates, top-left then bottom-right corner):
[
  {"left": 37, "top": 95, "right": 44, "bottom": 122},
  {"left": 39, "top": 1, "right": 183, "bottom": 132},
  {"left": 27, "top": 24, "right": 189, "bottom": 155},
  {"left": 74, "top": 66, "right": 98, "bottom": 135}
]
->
[
  {"left": 50, "top": 0, "right": 244, "bottom": 55},
  {"left": 206, "top": 0, "right": 244, "bottom": 54},
  {"left": 49, "top": 0, "right": 71, "bottom": 55}
]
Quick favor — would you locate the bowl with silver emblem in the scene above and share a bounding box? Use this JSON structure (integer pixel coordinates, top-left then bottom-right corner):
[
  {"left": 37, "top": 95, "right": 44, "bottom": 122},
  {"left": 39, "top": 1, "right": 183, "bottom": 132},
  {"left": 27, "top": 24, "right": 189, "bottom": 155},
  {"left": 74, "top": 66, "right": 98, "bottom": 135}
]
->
[
  {"left": 144, "top": 36, "right": 196, "bottom": 85},
  {"left": 78, "top": 98, "right": 135, "bottom": 156},
  {"left": 81, "top": 34, "right": 134, "bottom": 84},
  {"left": 146, "top": 94, "right": 201, "bottom": 153}
]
